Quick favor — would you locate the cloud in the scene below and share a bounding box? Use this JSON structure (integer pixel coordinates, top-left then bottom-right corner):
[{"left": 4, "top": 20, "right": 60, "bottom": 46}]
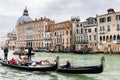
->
[
  {"left": 0, "top": 0, "right": 120, "bottom": 36},
  {"left": 0, "top": 15, "right": 17, "bottom": 36}
]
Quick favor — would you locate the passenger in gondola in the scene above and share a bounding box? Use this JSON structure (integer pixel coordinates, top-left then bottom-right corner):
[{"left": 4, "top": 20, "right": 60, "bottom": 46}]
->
[
  {"left": 49, "top": 59, "right": 57, "bottom": 66},
  {"left": 39, "top": 59, "right": 50, "bottom": 66},
  {"left": 20, "top": 56, "right": 28, "bottom": 66},
  {"left": 9, "top": 58, "right": 16, "bottom": 65},
  {"left": 61, "top": 60, "right": 71, "bottom": 68}
]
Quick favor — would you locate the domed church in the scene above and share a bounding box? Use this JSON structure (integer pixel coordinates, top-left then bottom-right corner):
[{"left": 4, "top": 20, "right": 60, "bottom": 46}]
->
[
  {"left": 16, "top": 7, "right": 55, "bottom": 50},
  {"left": 17, "top": 7, "right": 32, "bottom": 25}
]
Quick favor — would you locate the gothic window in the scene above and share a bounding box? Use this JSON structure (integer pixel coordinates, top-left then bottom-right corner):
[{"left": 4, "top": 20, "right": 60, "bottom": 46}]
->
[
  {"left": 107, "top": 25, "right": 110, "bottom": 31},
  {"left": 100, "top": 26, "right": 102, "bottom": 31},
  {"left": 103, "top": 36, "right": 105, "bottom": 41},
  {"left": 100, "top": 36, "right": 102, "bottom": 41},
  {"left": 99, "top": 18, "right": 106, "bottom": 23},
  {"left": 94, "top": 35, "right": 96, "bottom": 40},
  {"left": 66, "top": 31, "right": 68, "bottom": 35},
  {"left": 116, "top": 15, "right": 120, "bottom": 20},
  {"left": 89, "top": 35, "right": 91, "bottom": 41},
  {"left": 95, "top": 28, "right": 97, "bottom": 32},
  {"left": 81, "top": 28, "right": 83, "bottom": 34},
  {"left": 76, "top": 29, "right": 79, "bottom": 34},
  {"left": 113, "top": 35, "right": 116, "bottom": 40},
  {"left": 107, "top": 16, "right": 111, "bottom": 22},
  {"left": 103, "top": 26, "right": 105, "bottom": 31},
  {"left": 117, "top": 35, "right": 120, "bottom": 40},
  {"left": 88, "top": 29, "right": 91, "bottom": 33},
  {"left": 76, "top": 24, "right": 79, "bottom": 27},
  {"left": 117, "top": 24, "right": 120, "bottom": 30}
]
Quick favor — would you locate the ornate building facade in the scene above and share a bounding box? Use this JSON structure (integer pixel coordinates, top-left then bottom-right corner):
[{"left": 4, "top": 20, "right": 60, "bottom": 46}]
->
[
  {"left": 16, "top": 7, "right": 54, "bottom": 50},
  {"left": 75, "top": 17, "right": 98, "bottom": 53},
  {"left": 97, "top": 8, "right": 120, "bottom": 53},
  {"left": 50, "top": 21, "right": 72, "bottom": 52},
  {"left": 6, "top": 30, "right": 17, "bottom": 50},
  {"left": 16, "top": 7, "right": 120, "bottom": 53}
]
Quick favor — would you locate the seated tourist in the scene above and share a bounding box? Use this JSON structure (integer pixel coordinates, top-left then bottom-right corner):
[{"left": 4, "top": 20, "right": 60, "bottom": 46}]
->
[
  {"left": 20, "top": 56, "right": 28, "bottom": 66},
  {"left": 39, "top": 59, "right": 50, "bottom": 66},
  {"left": 29, "top": 62, "right": 37, "bottom": 67},
  {"left": 61, "top": 60, "right": 71, "bottom": 68},
  {"left": 9, "top": 58, "right": 16, "bottom": 65}
]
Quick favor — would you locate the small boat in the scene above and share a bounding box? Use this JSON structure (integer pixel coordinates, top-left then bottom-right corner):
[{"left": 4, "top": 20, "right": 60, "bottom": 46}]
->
[
  {"left": 13, "top": 49, "right": 35, "bottom": 55},
  {"left": 0, "top": 56, "right": 59, "bottom": 71},
  {"left": 57, "top": 56, "right": 105, "bottom": 74}
]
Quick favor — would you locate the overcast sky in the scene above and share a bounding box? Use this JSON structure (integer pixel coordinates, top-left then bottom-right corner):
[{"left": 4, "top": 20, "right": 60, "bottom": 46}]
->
[{"left": 0, "top": 0, "right": 120, "bottom": 37}]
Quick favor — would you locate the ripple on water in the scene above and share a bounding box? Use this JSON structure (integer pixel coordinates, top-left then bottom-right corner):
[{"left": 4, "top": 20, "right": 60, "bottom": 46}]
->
[{"left": 0, "top": 50, "right": 120, "bottom": 80}]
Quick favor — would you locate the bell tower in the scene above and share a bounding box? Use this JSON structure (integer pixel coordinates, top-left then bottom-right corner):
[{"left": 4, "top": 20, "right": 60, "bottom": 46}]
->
[{"left": 23, "top": 6, "right": 29, "bottom": 16}]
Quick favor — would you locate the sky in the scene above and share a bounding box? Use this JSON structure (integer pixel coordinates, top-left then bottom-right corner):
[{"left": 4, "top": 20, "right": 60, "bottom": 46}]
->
[{"left": 0, "top": 0, "right": 120, "bottom": 37}]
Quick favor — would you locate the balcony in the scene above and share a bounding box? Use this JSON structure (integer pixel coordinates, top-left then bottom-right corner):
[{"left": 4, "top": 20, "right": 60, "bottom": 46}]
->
[
  {"left": 56, "top": 42, "right": 64, "bottom": 45},
  {"left": 117, "top": 40, "right": 120, "bottom": 44},
  {"left": 76, "top": 41, "right": 88, "bottom": 44},
  {"left": 99, "top": 31, "right": 106, "bottom": 34}
]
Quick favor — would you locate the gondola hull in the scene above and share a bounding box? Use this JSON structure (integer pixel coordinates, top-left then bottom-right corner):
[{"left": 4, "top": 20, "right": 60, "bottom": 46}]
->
[
  {"left": 57, "top": 56, "right": 105, "bottom": 74},
  {"left": 0, "top": 56, "right": 59, "bottom": 71},
  {"left": 0, "top": 61, "right": 57, "bottom": 71},
  {"left": 57, "top": 65, "right": 103, "bottom": 74}
]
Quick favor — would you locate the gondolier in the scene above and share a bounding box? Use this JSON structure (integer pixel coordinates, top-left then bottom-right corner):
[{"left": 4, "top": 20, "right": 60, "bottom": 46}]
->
[
  {"left": 3, "top": 47, "right": 9, "bottom": 60},
  {"left": 28, "top": 46, "right": 33, "bottom": 61}
]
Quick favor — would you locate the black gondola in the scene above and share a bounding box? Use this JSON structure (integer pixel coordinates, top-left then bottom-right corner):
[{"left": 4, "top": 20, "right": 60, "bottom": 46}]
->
[
  {"left": 0, "top": 56, "right": 59, "bottom": 71},
  {"left": 57, "top": 56, "right": 105, "bottom": 74}
]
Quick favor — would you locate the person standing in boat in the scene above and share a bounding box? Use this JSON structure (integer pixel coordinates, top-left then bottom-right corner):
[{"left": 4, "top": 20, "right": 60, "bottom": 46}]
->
[
  {"left": 3, "top": 47, "right": 9, "bottom": 60},
  {"left": 27, "top": 46, "right": 33, "bottom": 61}
]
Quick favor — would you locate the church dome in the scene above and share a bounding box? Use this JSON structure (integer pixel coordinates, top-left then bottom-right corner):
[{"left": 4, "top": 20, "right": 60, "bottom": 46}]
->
[
  {"left": 17, "top": 7, "right": 32, "bottom": 25},
  {"left": 17, "top": 16, "right": 32, "bottom": 25}
]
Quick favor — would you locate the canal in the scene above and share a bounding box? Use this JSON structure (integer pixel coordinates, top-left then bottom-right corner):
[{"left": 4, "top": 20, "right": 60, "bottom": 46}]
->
[{"left": 0, "top": 49, "right": 120, "bottom": 80}]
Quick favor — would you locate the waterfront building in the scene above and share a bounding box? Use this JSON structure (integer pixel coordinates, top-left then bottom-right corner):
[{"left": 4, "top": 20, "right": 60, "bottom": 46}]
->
[
  {"left": 97, "top": 8, "right": 120, "bottom": 53},
  {"left": 50, "top": 21, "right": 72, "bottom": 52},
  {"left": 16, "top": 7, "right": 120, "bottom": 53},
  {"left": 16, "top": 7, "right": 54, "bottom": 50},
  {"left": 0, "top": 36, "right": 8, "bottom": 49},
  {"left": 6, "top": 30, "right": 17, "bottom": 50},
  {"left": 71, "top": 16, "right": 80, "bottom": 51},
  {"left": 75, "top": 17, "right": 97, "bottom": 53}
]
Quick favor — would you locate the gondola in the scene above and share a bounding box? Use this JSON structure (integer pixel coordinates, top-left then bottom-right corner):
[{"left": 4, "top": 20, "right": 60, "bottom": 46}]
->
[
  {"left": 0, "top": 56, "right": 59, "bottom": 71},
  {"left": 57, "top": 56, "right": 105, "bottom": 74}
]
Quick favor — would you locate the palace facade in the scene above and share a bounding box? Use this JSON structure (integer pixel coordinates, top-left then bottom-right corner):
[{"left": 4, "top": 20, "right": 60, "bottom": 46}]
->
[
  {"left": 50, "top": 20, "right": 72, "bottom": 52},
  {"left": 97, "top": 8, "right": 120, "bottom": 53},
  {"left": 16, "top": 7, "right": 54, "bottom": 50},
  {"left": 15, "top": 7, "right": 120, "bottom": 53},
  {"left": 75, "top": 17, "right": 98, "bottom": 53}
]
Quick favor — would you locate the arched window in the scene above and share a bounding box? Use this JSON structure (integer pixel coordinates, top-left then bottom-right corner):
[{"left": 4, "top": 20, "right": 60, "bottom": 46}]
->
[
  {"left": 103, "top": 36, "right": 105, "bottom": 41},
  {"left": 76, "top": 29, "right": 79, "bottom": 34},
  {"left": 110, "top": 35, "right": 112, "bottom": 42},
  {"left": 103, "top": 26, "right": 105, "bottom": 31},
  {"left": 100, "top": 36, "right": 102, "bottom": 41},
  {"left": 81, "top": 28, "right": 83, "bottom": 34},
  {"left": 113, "top": 35, "right": 116, "bottom": 40},
  {"left": 107, "top": 25, "right": 110, "bottom": 31},
  {"left": 117, "top": 24, "right": 120, "bottom": 30},
  {"left": 100, "top": 26, "right": 102, "bottom": 31},
  {"left": 106, "top": 36, "right": 109, "bottom": 42},
  {"left": 117, "top": 35, "right": 120, "bottom": 40}
]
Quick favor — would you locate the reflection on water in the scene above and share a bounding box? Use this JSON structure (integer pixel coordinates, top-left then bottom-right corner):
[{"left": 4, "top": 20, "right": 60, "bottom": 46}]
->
[{"left": 0, "top": 49, "right": 120, "bottom": 80}]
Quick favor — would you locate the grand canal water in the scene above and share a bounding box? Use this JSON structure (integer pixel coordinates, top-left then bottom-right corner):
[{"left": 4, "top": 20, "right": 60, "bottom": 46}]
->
[{"left": 0, "top": 49, "right": 120, "bottom": 80}]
